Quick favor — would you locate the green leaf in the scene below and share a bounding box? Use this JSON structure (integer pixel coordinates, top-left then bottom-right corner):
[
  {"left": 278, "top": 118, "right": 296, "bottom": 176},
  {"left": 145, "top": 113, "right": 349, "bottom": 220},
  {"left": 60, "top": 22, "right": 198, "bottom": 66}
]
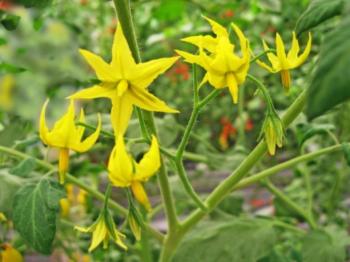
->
[
  {"left": 301, "top": 226, "right": 350, "bottom": 262},
  {"left": 12, "top": 179, "right": 65, "bottom": 254},
  {"left": 1, "top": 14, "right": 21, "bottom": 31},
  {"left": 173, "top": 218, "right": 277, "bottom": 262},
  {"left": 0, "top": 171, "right": 23, "bottom": 214},
  {"left": 9, "top": 158, "right": 36, "bottom": 177},
  {"left": 306, "top": 16, "right": 350, "bottom": 119},
  {"left": 296, "top": 0, "right": 344, "bottom": 34}
]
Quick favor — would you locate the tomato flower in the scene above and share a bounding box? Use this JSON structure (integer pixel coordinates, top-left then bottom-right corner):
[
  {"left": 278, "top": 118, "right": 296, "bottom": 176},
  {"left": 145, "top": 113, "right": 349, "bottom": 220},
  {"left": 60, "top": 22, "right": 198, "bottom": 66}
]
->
[
  {"left": 69, "top": 23, "right": 179, "bottom": 136},
  {"left": 75, "top": 209, "right": 127, "bottom": 252},
  {"left": 176, "top": 16, "right": 250, "bottom": 103},
  {"left": 257, "top": 32, "right": 312, "bottom": 91},
  {"left": 108, "top": 136, "right": 160, "bottom": 211},
  {"left": 0, "top": 244, "right": 23, "bottom": 262},
  {"left": 39, "top": 99, "right": 101, "bottom": 184},
  {"left": 259, "top": 111, "right": 284, "bottom": 155}
]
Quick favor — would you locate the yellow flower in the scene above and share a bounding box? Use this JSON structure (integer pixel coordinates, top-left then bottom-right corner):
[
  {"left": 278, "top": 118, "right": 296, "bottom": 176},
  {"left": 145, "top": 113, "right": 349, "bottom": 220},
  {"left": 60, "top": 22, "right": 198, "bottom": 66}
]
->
[
  {"left": 176, "top": 16, "right": 250, "bottom": 103},
  {"left": 0, "top": 212, "right": 7, "bottom": 222},
  {"left": 260, "top": 112, "right": 284, "bottom": 155},
  {"left": 39, "top": 99, "right": 101, "bottom": 184},
  {"left": 0, "top": 244, "right": 23, "bottom": 262},
  {"left": 257, "top": 32, "right": 312, "bottom": 91},
  {"left": 75, "top": 210, "right": 127, "bottom": 252},
  {"left": 108, "top": 136, "right": 160, "bottom": 211},
  {"left": 69, "top": 23, "right": 179, "bottom": 136}
]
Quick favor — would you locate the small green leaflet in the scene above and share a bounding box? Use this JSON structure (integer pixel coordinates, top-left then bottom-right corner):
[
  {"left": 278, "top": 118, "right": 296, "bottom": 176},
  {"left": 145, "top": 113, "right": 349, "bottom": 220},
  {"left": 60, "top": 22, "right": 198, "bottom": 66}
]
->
[{"left": 13, "top": 178, "right": 65, "bottom": 254}]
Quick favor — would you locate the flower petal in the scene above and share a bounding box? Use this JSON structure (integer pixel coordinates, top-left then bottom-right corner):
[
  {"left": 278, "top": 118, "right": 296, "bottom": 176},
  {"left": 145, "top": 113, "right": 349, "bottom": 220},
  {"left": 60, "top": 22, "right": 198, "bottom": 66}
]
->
[
  {"left": 111, "top": 23, "right": 136, "bottom": 77},
  {"left": 110, "top": 95, "right": 133, "bottom": 136},
  {"left": 292, "top": 32, "right": 312, "bottom": 68},
  {"left": 134, "top": 135, "right": 160, "bottom": 181},
  {"left": 202, "top": 15, "right": 228, "bottom": 38},
  {"left": 89, "top": 218, "right": 108, "bottom": 252},
  {"left": 68, "top": 84, "right": 115, "bottom": 100},
  {"left": 275, "top": 33, "right": 289, "bottom": 68},
  {"left": 127, "top": 87, "right": 179, "bottom": 113},
  {"left": 72, "top": 113, "right": 101, "bottom": 153},
  {"left": 287, "top": 32, "right": 300, "bottom": 62},
  {"left": 131, "top": 181, "right": 151, "bottom": 211},
  {"left": 226, "top": 73, "right": 239, "bottom": 104},
  {"left": 79, "top": 49, "right": 116, "bottom": 82},
  {"left": 182, "top": 35, "right": 217, "bottom": 53},
  {"left": 108, "top": 136, "right": 133, "bottom": 187},
  {"left": 129, "top": 56, "right": 178, "bottom": 89}
]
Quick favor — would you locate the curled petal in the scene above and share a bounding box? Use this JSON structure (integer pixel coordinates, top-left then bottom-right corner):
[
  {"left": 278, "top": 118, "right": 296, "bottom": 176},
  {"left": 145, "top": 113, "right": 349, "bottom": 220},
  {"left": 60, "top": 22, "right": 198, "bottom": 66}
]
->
[
  {"left": 39, "top": 99, "right": 50, "bottom": 145},
  {"left": 135, "top": 135, "right": 160, "bottom": 181},
  {"left": 292, "top": 32, "right": 312, "bottom": 68},
  {"left": 287, "top": 32, "right": 300, "bottom": 62},
  {"left": 73, "top": 113, "right": 101, "bottom": 153}
]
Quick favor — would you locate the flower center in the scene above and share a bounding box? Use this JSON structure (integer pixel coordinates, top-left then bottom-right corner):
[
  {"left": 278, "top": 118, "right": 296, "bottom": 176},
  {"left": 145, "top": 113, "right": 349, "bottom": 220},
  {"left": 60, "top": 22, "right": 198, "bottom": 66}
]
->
[{"left": 117, "top": 79, "right": 129, "bottom": 97}]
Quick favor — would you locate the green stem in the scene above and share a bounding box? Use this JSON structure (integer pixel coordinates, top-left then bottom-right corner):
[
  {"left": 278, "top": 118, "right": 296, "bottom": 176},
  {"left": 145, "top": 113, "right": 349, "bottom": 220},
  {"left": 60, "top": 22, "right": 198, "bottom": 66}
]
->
[
  {"left": 263, "top": 179, "right": 317, "bottom": 229},
  {"left": 247, "top": 74, "right": 275, "bottom": 110},
  {"left": 113, "top": 0, "right": 178, "bottom": 233},
  {"left": 232, "top": 144, "right": 343, "bottom": 190},
  {"left": 300, "top": 165, "right": 314, "bottom": 218},
  {"left": 0, "top": 145, "right": 164, "bottom": 243},
  {"left": 236, "top": 84, "right": 246, "bottom": 147},
  {"left": 179, "top": 90, "right": 307, "bottom": 242},
  {"left": 250, "top": 49, "right": 275, "bottom": 64}
]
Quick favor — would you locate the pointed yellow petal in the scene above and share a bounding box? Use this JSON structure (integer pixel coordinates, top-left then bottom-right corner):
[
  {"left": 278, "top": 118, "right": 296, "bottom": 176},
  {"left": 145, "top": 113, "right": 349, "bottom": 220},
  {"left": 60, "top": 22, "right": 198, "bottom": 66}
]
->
[
  {"left": 226, "top": 73, "right": 239, "bottom": 104},
  {"left": 68, "top": 84, "right": 115, "bottom": 100},
  {"left": 129, "top": 56, "right": 178, "bottom": 89},
  {"left": 111, "top": 23, "right": 136, "bottom": 76},
  {"left": 110, "top": 95, "right": 133, "bottom": 136},
  {"left": 79, "top": 49, "right": 116, "bottom": 82},
  {"left": 131, "top": 181, "right": 151, "bottom": 211},
  {"left": 89, "top": 218, "right": 108, "bottom": 252},
  {"left": 275, "top": 33, "right": 289, "bottom": 68},
  {"left": 127, "top": 87, "right": 179, "bottom": 113},
  {"left": 73, "top": 113, "right": 101, "bottom": 153},
  {"left": 292, "top": 32, "right": 312, "bottom": 68},
  {"left": 182, "top": 35, "right": 217, "bottom": 53},
  {"left": 76, "top": 108, "right": 86, "bottom": 140},
  {"left": 135, "top": 135, "right": 160, "bottom": 181},
  {"left": 175, "top": 50, "right": 206, "bottom": 68},
  {"left": 202, "top": 15, "right": 228, "bottom": 38},
  {"left": 231, "top": 23, "right": 249, "bottom": 58},
  {"left": 39, "top": 99, "right": 50, "bottom": 145},
  {"left": 256, "top": 59, "right": 278, "bottom": 73},
  {"left": 262, "top": 40, "right": 280, "bottom": 70},
  {"left": 108, "top": 136, "right": 133, "bottom": 187},
  {"left": 287, "top": 32, "right": 300, "bottom": 62}
]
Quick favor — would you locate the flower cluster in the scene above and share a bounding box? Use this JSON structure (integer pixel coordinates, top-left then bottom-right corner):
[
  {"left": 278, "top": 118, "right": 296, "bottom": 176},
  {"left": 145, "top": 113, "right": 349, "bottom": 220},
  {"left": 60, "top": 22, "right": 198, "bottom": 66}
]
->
[{"left": 38, "top": 16, "right": 311, "bottom": 251}]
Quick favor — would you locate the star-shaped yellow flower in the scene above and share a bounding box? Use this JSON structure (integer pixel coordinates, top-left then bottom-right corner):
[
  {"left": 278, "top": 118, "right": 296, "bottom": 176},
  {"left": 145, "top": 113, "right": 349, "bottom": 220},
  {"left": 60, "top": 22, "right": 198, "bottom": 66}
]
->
[
  {"left": 108, "top": 136, "right": 160, "bottom": 211},
  {"left": 257, "top": 32, "right": 312, "bottom": 91},
  {"left": 75, "top": 209, "right": 127, "bottom": 252},
  {"left": 175, "top": 17, "right": 250, "bottom": 103},
  {"left": 39, "top": 99, "right": 101, "bottom": 184},
  {"left": 69, "top": 23, "right": 179, "bottom": 136}
]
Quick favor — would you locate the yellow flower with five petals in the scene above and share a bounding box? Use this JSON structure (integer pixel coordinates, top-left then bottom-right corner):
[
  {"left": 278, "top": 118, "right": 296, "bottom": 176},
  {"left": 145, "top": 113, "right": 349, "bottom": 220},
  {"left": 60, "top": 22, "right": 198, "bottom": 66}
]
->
[
  {"left": 176, "top": 17, "right": 250, "bottom": 103},
  {"left": 39, "top": 99, "right": 101, "bottom": 184},
  {"left": 108, "top": 136, "right": 160, "bottom": 211},
  {"left": 257, "top": 32, "right": 312, "bottom": 91},
  {"left": 69, "top": 23, "right": 179, "bottom": 136}
]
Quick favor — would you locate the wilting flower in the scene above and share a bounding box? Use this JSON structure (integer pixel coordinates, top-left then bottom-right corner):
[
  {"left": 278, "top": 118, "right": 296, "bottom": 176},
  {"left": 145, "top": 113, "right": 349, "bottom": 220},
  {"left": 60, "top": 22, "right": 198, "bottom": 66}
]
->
[
  {"left": 69, "top": 23, "right": 178, "bottom": 136},
  {"left": 257, "top": 32, "right": 312, "bottom": 91},
  {"left": 0, "top": 244, "right": 23, "bottom": 262},
  {"left": 75, "top": 209, "right": 127, "bottom": 252},
  {"left": 108, "top": 136, "right": 160, "bottom": 211},
  {"left": 176, "top": 16, "right": 250, "bottom": 103},
  {"left": 39, "top": 99, "right": 101, "bottom": 184},
  {"left": 259, "top": 111, "right": 284, "bottom": 155}
]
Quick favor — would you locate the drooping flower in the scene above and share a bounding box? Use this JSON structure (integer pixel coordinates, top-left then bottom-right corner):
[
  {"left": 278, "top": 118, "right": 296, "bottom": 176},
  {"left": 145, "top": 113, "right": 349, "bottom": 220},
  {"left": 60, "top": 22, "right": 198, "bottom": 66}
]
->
[
  {"left": 257, "top": 32, "right": 312, "bottom": 92},
  {"left": 75, "top": 209, "right": 127, "bottom": 252},
  {"left": 108, "top": 136, "right": 160, "bottom": 211},
  {"left": 0, "top": 244, "right": 23, "bottom": 262},
  {"left": 69, "top": 23, "right": 179, "bottom": 136},
  {"left": 259, "top": 111, "right": 284, "bottom": 155},
  {"left": 175, "top": 16, "right": 250, "bottom": 103},
  {"left": 39, "top": 99, "right": 101, "bottom": 184}
]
